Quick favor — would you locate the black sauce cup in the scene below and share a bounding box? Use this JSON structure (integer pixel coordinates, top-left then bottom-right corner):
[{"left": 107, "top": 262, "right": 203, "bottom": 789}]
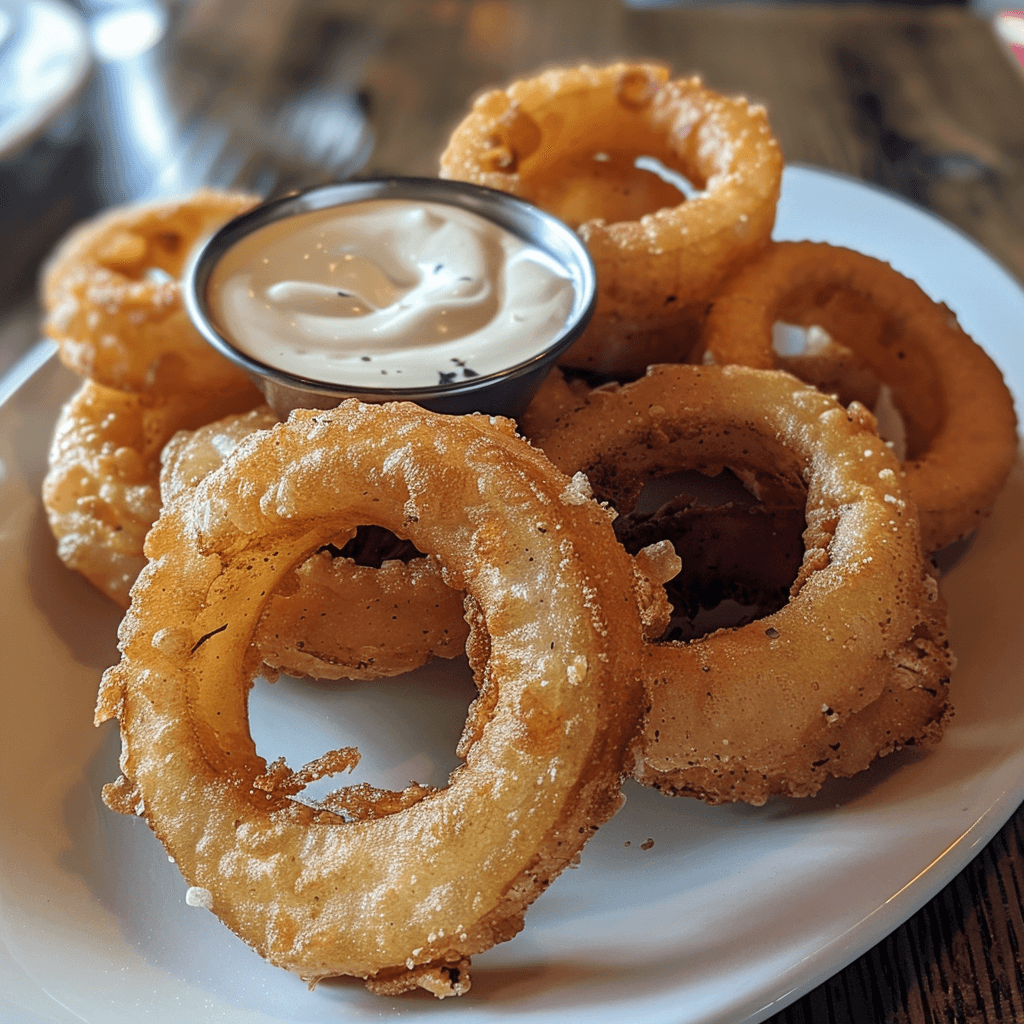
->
[{"left": 184, "top": 177, "right": 597, "bottom": 419}]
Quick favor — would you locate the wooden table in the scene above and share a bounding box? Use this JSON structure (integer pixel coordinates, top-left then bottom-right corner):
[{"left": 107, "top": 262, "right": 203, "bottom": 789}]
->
[{"left": 7, "top": 2, "right": 1024, "bottom": 1020}]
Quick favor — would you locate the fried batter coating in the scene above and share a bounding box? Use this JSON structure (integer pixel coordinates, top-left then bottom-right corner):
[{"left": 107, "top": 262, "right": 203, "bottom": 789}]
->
[
  {"left": 43, "top": 190, "right": 258, "bottom": 395},
  {"left": 538, "top": 364, "right": 954, "bottom": 804},
  {"left": 254, "top": 551, "right": 469, "bottom": 680},
  {"left": 96, "top": 401, "right": 647, "bottom": 994},
  {"left": 442, "top": 63, "right": 782, "bottom": 376},
  {"left": 517, "top": 367, "right": 594, "bottom": 440},
  {"left": 161, "top": 408, "right": 471, "bottom": 679},
  {"left": 42, "top": 378, "right": 261, "bottom": 605}
]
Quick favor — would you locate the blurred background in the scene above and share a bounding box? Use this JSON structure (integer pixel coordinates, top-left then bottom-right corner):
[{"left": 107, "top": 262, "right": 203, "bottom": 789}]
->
[{"left": 1, "top": 0, "right": 1022, "bottom": 378}]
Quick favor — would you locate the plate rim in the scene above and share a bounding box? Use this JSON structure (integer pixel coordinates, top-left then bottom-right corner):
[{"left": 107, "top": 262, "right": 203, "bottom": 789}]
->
[{"left": 2, "top": 164, "right": 1023, "bottom": 1024}]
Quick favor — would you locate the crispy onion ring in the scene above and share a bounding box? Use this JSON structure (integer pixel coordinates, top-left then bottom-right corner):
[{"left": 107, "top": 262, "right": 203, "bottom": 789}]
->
[
  {"left": 161, "top": 407, "right": 471, "bottom": 679},
  {"left": 441, "top": 63, "right": 783, "bottom": 376},
  {"left": 45, "top": 390, "right": 471, "bottom": 677},
  {"left": 158, "top": 406, "right": 282, "bottom": 506},
  {"left": 255, "top": 551, "right": 470, "bottom": 680},
  {"left": 163, "top": 409, "right": 675, "bottom": 675},
  {"left": 42, "top": 378, "right": 261, "bottom": 606},
  {"left": 96, "top": 401, "right": 646, "bottom": 995},
  {"left": 698, "top": 241, "right": 1019, "bottom": 552},
  {"left": 537, "top": 364, "right": 953, "bottom": 805},
  {"left": 42, "top": 190, "right": 258, "bottom": 395}
]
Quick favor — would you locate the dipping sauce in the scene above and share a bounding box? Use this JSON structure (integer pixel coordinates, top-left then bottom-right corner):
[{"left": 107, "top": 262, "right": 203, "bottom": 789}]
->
[{"left": 206, "top": 198, "right": 577, "bottom": 389}]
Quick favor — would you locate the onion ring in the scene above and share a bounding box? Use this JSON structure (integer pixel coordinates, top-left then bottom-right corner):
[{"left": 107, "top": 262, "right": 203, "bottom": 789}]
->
[
  {"left": 537, "top": 364, "right": 953, "bottom": 804},
  {"left": 775, "top": 325, "right": 883, "bottom": 411},
  {"left": 96, "top": 401, "right": 646, "bottom": 994},
  {"left": 163, "top": 409, "right": 675, "bottom": 675},
  {"left": 42, "top": 378, "right": 261, "bottom": 606},
  {"left": 42, "top": 190, "right": 258, "bottom": 396},
  {"left": 254, "top": 551, "right": 470, "bottom": 680},
  {"left": 158, "top": 406, "right": 282, "bottom": 506},
  {"left": 160, "top": 407, "right": 471, "bottom": 679},
  {"left": 698, "top": 241, "right": 1019, "bottom": 552},
  {"left": 440, "top": 62, "right": 783, "bottom": 376}
]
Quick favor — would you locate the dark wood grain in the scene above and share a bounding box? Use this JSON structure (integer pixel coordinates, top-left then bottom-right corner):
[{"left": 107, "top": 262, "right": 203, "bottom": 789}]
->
[{"left": 774, "top": 813, "right": 1024, "bottom": 1024}]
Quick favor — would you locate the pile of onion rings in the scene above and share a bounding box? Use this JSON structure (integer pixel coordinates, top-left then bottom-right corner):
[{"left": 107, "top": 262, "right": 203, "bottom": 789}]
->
[
  {"left": 441, "top": 62, "right": 783, "bottom": 377},
  {"left": 160, "top": 407, "right": 472, "bottom": 679},
  {"left": 41, "top": 191, "right": 266, "bottom": 604},
  {"left": 31, "top": 52, "right": 1021, "bottom": 1001},
  {"left": 160, "top": 409, "right": 673, "bottom": 677}
]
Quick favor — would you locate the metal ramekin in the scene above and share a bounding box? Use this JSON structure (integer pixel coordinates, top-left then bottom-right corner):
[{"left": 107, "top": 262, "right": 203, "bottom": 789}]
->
[{"left": 184, "top": 177, "right": 596, "bottom": 419}]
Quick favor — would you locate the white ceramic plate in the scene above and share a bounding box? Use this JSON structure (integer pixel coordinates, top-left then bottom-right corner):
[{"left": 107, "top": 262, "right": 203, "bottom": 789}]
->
[{"left": 1, "top": 165, "right": 1022, "bottom": 1024}]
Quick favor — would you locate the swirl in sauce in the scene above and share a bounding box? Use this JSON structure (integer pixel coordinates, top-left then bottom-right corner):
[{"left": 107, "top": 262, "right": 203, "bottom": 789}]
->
[{"left": 206, "top": 199, "right": 576, "bottom": 389}]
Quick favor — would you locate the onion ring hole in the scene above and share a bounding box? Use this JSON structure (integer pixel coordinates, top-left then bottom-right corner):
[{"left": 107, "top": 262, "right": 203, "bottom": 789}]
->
[
  {"left": 247, "top": 653, "right": 479, "bottom": 811},
  {"left": 536, "top": 151, "right": 699, "bottom": 228},
  {"left": 250, "top": 521, "right": 478, "bottom": 810},
  {"left": 613, "top": 467, "right": 807, "bottom": 642}
]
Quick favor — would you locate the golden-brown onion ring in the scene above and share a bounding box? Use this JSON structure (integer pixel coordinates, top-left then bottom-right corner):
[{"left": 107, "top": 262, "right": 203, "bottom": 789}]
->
[
  {"left": 96, "top": 401, "right": 646, "bottom": 995},
  {"left": 46, "top": 392, "right": 470, "bottom": 676},
  {"left": 538, "top": 364, "right": 953, "bottom": 805},
  {"left": 698, "top": 241, "right": 1019, "bottom": 552},
  {"left": 160, "top": 408, "right": 471, "bottom": 679},
  {"left": 42, "top": 378, "right": 261, "bottom": 606},
  {"left": 441, "top": 63, "right": 783, "bottom": 376},
  {"left": 43, "top": 190, "right": 258, "bottom": 395}
]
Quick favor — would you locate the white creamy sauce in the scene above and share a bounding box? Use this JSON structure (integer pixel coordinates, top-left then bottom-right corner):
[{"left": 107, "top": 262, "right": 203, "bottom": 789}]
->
[{"left": 207, "top": 199, "right": 576, "bottom": 388}]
